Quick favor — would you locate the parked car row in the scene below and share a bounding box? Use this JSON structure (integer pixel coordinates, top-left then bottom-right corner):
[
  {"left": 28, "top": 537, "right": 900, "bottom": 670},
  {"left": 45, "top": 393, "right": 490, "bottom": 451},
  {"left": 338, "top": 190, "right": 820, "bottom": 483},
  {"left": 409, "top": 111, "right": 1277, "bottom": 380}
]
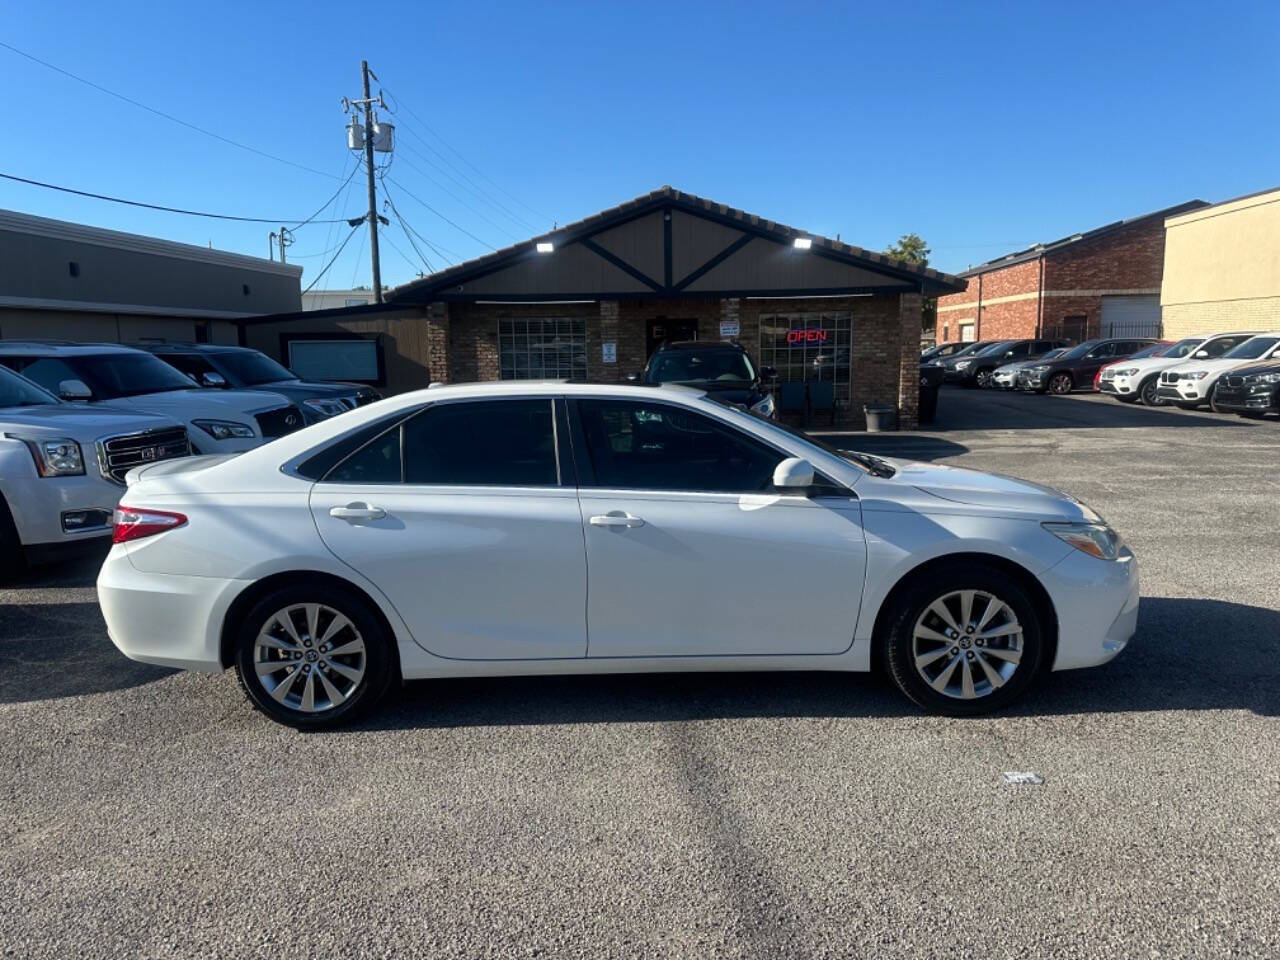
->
[{"left": 0, "top": 339, "right": 378, "bottom": 576}]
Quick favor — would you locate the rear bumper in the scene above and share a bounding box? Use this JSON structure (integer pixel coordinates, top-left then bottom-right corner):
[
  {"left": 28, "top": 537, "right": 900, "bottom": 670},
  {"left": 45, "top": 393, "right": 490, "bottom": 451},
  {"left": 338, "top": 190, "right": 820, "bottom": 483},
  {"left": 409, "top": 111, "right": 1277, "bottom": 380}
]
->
[
  {"left": 1043, "top": 546, "right": 1140, "bottom": 670},
  {"left": 97, "top": 545, "right": 247, "bottom": 672}
]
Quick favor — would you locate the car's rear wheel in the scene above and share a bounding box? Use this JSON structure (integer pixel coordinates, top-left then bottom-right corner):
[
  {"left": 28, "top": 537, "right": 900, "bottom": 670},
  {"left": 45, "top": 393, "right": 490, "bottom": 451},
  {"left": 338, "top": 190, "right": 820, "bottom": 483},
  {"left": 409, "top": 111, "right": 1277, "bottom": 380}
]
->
[
  {"left": 1139, "top": 376, "right": 1162, "bottom": 406},
  {"left": 234, "top": 584, "right": 397, "bottom": 728},
  {"left": 1048, "top": 373, "right": 1074, "bottom": 395},
  {"left": 880, "top": 564, "right": 1045, "bottom": 716}
]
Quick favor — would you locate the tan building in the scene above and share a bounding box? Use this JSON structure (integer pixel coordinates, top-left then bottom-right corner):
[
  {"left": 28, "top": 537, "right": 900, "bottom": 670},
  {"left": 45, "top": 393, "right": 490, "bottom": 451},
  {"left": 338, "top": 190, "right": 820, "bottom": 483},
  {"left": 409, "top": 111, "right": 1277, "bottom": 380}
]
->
[{"left": 1162, "top": 186, "right": 1280, "bottom": 338}]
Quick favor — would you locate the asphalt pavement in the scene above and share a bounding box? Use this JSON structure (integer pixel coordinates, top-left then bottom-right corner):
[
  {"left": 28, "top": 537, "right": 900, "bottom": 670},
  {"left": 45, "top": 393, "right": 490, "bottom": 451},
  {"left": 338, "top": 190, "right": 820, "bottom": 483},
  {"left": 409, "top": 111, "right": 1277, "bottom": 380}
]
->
[{"left": 1, "top": 387, "right": 1277, "bottom": 959}]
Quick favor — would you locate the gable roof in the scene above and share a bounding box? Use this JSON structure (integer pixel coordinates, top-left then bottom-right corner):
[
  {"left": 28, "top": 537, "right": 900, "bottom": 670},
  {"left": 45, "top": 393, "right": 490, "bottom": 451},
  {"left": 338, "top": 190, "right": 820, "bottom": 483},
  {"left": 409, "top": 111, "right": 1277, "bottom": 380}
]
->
[
  {"left": 957, "top": 200, "right": 1210, "bottom": 278},
  {"left": 389, "top": 185, "right": 964, "bottom": 302}
]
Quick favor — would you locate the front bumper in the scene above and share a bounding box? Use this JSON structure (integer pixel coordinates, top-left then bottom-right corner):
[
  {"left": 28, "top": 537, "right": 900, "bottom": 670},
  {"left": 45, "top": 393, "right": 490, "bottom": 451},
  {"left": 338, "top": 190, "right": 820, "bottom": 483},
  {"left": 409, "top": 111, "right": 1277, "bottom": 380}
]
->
[
  {"left": 991, "top": 371, "right": 1017, "bottom": 388},
  {"left": 97, "top": 545, "right": 247, "bottom": 672},
  {"left": 1019, "top": 372, "right": 1049, "bottom": 390},
  {"left": 1157, "top": 382, "right": 1205, "bottom": 404},
  {"left": 1043, "top": 545, "right": 1140, "bottom": 670},
  {"left": 1098, "top": 378, "right": 1135, "bottom": 396},
  {"left": 1211, "top": 384, "right": 1279, "bottom": 412},
  {"left": 0, "top": 471, "right": 121, "bottom": 548}
]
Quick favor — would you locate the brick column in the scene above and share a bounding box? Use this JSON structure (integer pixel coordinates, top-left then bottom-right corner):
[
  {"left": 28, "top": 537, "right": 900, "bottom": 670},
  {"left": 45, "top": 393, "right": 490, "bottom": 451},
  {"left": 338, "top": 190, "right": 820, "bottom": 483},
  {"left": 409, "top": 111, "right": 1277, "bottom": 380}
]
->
[
  {"left": 897, "top": 292, "right": 922, "bottom": 430},
  {"left": 424, "top": 302, "right": 450, "bottom": 383},
  {"left": 720, "top": 297, "right": 741, "bottom": 339},
  {"left": 587, "top": 300, "right": 621, "bottom": 381}
]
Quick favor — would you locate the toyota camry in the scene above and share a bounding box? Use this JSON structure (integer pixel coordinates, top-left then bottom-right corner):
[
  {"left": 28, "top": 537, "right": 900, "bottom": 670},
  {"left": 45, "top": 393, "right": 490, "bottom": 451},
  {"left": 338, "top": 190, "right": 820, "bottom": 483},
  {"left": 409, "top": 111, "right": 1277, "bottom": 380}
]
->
[{"left": 97, "top": 382, "right": 1138, "bottom": 728}]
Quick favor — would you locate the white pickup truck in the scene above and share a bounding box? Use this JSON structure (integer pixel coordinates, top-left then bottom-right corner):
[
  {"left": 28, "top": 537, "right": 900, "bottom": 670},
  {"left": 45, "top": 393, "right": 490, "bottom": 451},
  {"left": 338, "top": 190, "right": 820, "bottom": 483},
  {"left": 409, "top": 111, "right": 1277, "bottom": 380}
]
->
[{"left": 0, "top": 364, "right": 190, "bottom": 576}]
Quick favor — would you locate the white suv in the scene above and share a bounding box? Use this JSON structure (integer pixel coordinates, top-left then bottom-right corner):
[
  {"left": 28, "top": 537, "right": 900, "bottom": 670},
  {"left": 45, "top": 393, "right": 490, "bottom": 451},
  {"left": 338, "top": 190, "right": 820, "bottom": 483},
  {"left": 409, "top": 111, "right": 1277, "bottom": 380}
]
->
[
  {"left": 0, "top": 364, "right": 189, "bottom": 576},
  {"left": 1100, "top": 332, "right": 1256, "bottom": 405},
  {"left": 1157, "top": 333, "right": 1280, "bottom": 409},
  {"left": 0, "top": 343, "right": 305, "bottom": 454}
]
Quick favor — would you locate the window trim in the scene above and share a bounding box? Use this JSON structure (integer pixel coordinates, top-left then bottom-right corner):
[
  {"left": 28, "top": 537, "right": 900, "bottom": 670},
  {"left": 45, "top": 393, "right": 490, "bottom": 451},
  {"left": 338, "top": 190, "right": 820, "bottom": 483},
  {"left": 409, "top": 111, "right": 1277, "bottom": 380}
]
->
[
  {"left": 565, "top": 396, "right": 848, "bottom": 497},
  {"left": 316, "top": 396, "right": 566, "bottom": 489},
  {"left": 497, "top": 316, "right": 588, "bottom": 381}
]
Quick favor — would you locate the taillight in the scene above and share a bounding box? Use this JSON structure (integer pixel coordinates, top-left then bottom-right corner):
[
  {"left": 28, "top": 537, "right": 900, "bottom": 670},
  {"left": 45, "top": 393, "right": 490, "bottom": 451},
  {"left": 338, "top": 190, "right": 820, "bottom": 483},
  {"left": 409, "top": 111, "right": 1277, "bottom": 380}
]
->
[{"left": 112, "top": 506, "right": 187, "bottom": 544}]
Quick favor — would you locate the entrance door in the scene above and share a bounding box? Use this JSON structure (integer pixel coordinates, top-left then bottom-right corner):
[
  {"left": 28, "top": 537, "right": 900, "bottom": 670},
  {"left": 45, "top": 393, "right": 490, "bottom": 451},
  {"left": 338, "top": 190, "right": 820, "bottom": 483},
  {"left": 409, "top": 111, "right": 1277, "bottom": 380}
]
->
[
  {"left": 570, "top": 397, "right": 867, "bottom": 658},
  {"left": 645, "top": 319, "right": 698, "bottom": 357}
]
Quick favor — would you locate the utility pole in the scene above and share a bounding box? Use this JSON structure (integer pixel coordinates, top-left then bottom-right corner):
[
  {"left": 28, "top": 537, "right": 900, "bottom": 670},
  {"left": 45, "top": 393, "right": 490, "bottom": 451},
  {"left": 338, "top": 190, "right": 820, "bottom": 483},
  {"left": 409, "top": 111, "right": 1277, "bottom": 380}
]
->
[
  {"left": 360, "top": 60, "right": 383, "bottom": 303},
  {"left": 270, "top": 226, "right": 294, "bottom": 263}
]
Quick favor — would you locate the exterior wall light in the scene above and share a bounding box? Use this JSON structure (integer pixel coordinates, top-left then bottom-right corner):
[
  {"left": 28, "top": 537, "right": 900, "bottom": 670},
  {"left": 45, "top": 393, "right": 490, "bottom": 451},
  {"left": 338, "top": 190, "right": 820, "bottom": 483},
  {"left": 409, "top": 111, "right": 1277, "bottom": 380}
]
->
[
  {"left": 536, "top": 242, "right": 554, "bottom": 253},
  {"left": 793, "top": 237, "right": 812, "bottom": 250}
]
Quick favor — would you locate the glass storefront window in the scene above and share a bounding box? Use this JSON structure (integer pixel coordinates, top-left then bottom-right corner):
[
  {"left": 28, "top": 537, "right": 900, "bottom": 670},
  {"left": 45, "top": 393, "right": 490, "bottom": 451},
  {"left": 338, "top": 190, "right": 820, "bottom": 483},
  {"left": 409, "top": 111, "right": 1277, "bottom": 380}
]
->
[
  {"left": 757, "top": 312, "right": 853, "bottom": 405},
  {"left": 499, "top": 318, "right": 587, "bottom": 380}
]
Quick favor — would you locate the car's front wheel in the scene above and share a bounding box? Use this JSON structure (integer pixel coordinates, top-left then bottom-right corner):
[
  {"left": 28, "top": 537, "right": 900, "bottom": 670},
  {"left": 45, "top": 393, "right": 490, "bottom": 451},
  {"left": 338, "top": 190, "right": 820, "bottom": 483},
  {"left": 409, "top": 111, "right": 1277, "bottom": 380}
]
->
[
  {"left": 233, "top": 584, "right": 397, "bottom": 728},
  {"left": 974, "top": 368, "right": 994, "bottom": 388},
  {"left": 1048, "top": 373, "right": 1074, "bottom": 395},
  {"left": 880, "top": 564, "right": 1045, "bottom": 716},
  {"left": 1139, "top": 376, "right": 1162, "bottom": 406}
]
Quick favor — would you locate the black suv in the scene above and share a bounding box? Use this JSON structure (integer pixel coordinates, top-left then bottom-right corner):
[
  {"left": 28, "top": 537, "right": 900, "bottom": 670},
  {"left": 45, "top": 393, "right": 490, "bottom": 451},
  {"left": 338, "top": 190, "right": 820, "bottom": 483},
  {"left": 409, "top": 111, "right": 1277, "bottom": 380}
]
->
[
  {"left": 633, "top": 340, "right": 775, "bottom": 417},
  {"left": 948, "top": 339, "right": 1069, "bottom": 388},
  {"left": 137, "top": 343, "right": 379, "bottom": 424},
  {"left": 1212, "top": 356, "right": 1280, "bottom": 418}
]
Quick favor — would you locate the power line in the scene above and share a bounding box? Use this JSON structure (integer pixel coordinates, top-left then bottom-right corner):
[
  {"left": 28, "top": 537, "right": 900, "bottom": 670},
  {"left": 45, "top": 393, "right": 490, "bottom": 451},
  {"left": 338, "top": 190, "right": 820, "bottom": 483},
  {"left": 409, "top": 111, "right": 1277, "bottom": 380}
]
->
[
  {"left": 380, "top": 80, "right": 551, "bottom": 224},
  {"left": 291, "top": 162, "right": 363, "bottom": 230},
  {"left": 386, "top": 176, "right": 499, "bottom": 251},
  {"left": 394, "top": 150, "right": 523, "bottom": 242},
  {"left": 380, "top": 230, "right": 428, "bottom": 277},
  {"left": 379, "top": 179, "right": 460, "bottom": 263},
  {"left": 0, "top": 172, "right": 355, "bottom": 224},
  {"left": 301, "top": 225, "right": 362, "bottom": 295},
  {"left": 380, "top": 191, "right": 438, "bottom": 272},
  {"left": 0, "top": 40, "right": 339, "bottom": 181}
]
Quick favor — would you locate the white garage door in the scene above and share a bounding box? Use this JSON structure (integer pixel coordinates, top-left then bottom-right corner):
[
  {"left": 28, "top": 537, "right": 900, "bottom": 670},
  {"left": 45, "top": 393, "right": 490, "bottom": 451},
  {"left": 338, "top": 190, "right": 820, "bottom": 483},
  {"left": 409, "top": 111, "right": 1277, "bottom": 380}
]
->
[{"left": 1101, "top": 296, "right": 1162, "bottom": 338}]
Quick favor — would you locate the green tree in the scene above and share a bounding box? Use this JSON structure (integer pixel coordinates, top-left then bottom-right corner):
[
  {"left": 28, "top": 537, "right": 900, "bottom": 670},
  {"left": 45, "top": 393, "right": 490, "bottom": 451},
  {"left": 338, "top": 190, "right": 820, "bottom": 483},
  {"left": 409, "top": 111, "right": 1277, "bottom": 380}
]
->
[
  {"left": 885, "top": 233, "right": 937, "bottom": 340},
  {"left": 885, "top": 232, "right": 931, "bottom": 266}
]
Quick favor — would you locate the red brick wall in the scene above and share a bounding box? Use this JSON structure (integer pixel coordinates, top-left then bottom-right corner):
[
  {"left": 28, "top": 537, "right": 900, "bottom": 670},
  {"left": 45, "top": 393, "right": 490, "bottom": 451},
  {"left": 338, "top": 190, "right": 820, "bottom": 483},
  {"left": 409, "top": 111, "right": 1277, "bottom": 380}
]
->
[{"left": 935, "top": 259, "right": 1041, "bottom": 343}]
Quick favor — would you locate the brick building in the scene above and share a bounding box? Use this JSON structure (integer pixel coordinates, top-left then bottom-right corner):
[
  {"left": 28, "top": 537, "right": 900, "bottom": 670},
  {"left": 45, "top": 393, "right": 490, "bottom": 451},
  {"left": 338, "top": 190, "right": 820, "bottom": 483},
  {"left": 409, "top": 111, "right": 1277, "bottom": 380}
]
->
[
  {"left": 245, "top": 187, "right": 964, "bottom": 429},
  {"left": 934, "top": 201, "right": 1206, "bottom": 346}
]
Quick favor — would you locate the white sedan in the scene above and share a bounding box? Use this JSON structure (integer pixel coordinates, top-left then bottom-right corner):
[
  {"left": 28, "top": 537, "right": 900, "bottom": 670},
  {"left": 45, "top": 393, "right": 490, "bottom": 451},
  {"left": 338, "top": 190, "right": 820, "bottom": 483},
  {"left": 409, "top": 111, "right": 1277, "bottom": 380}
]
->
[{"left": 98, "top": 382, "right": 1139, "bottom": 728}]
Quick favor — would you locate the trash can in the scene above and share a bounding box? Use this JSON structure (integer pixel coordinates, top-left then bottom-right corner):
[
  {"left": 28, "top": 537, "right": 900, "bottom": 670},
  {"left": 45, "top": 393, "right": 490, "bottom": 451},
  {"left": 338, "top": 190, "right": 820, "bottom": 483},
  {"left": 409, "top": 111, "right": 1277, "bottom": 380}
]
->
[
  {"left": 863, "top": 404, "right": 896, "bottom": 433},
  {"left": 918, "top": 366, "right": 941, "bottom": 425}
]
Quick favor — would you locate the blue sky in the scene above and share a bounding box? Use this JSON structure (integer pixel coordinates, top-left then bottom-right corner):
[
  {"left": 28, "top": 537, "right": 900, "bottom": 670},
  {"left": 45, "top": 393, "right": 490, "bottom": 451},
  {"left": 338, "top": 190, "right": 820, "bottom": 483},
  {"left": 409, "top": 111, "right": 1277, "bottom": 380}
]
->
[{"left": 4, "top": 0, "right": 1278, "bottom": 288}]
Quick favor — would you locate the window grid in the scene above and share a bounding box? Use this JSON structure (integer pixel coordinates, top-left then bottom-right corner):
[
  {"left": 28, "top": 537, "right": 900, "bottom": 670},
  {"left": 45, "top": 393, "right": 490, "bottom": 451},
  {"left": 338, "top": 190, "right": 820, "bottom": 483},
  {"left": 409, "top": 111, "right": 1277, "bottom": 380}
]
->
[
  {"left": 498, "top": 318, "right": 587, "bottom": 380},
  {"left": 757, "top": 312, "right": 853, "bottom": 405}
]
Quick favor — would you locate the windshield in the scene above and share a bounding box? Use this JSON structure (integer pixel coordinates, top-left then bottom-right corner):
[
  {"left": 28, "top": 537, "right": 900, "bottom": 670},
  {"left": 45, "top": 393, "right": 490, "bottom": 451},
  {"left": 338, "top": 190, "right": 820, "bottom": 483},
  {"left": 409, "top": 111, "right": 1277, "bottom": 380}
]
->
[
  {"left": 1035, "top": 348, "right": 1068, "bottom": 361},
  {"left": 0, "top": 366, "right": 58, "bottom": 407},
  {"left": 1059, "top": 340, "right": 1101, "bottom": 360},
  {"left": 70, "top": 353, "right": 198, "bottom": 399},
  {"left": 710, "top": 397, "right": 895, "bottom": 478},
  {"left": 1164, "top": 337, "right": 1205, "bottom": 359},
  {"left": 212, "top": 350, "right": 296, "bottom": 386},
  {"left": 949, "top": 341, "right": 989, "bottom": 359},
  {"left": 1129, "top": 342, "right": 1170, "bottom": 360},
  {"left": 974, "top": 341, "right": 1015, "bottom": 356},
  {"left": 1224, "top": 336, "right": 1280, "bottom": 360},
  {"left": 648, "top": 348, "right": 755, "bottom": 385}
]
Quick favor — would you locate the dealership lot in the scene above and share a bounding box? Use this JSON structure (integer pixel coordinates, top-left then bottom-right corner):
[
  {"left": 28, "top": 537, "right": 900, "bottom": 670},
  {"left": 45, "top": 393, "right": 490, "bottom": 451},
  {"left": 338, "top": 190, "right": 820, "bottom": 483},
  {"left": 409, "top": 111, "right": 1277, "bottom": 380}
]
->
[{"left": 1, "top": 390, "right": 1277, "bottom": 959}]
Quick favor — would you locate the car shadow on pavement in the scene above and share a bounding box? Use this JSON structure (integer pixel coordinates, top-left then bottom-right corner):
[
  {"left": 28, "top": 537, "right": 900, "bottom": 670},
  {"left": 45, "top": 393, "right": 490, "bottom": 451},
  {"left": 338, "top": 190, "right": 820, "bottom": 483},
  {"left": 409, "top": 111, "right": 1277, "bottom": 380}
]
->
[
  {"left": 931, "top": 388, "right": 1256, "bottom": 432},
  {"left": 354, "top": 596, "right": 1278, "bottom": 730}
]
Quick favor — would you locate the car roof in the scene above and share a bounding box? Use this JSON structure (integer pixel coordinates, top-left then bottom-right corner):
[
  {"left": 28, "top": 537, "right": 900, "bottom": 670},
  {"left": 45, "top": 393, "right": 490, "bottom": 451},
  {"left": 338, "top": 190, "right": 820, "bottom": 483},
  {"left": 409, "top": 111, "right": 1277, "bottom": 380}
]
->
[
  {"left": 653, "top": 340, "right": 746, "bottom": 351},
  {"left": 133, "top": 341, "right": 251, "bottom": 354},
  {"left": 419, "top": 380, "right": 704, "bottom": 401},
  {"left": 0, "top": 341, "right": 151, "bottom": 356}
]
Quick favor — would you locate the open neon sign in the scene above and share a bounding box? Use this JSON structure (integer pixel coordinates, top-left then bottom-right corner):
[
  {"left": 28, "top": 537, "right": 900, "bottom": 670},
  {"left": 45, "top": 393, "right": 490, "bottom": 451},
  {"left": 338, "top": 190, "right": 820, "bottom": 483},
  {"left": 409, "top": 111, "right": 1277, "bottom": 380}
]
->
[{"left": 786, "top": 328, "right": 829, "bottom": 345}]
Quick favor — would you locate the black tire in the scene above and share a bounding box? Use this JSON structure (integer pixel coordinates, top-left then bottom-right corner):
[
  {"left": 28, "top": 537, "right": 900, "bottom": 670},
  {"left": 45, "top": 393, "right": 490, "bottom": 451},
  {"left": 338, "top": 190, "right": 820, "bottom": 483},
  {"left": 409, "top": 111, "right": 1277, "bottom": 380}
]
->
[
  {"left": 974, "top": 368, "right": 994, "bottom": 389},
  {"left": 233, "top": 583, "right": 397, "bottom": 729},
  {"left": 1048, "top": 373, "right": 1074, "bottom": 395},
  {"left": 1139, "top": 376, "right": 1162, "bottom": 406},
  {"left": 0, "top": 495, "right": 26, "bottom": 582},
  {"left": 1207, "top": 385, "right": 1224, "bottom": 414},
  {"left": 880, "top": 563, "right": 1045, "bottom": 717}
]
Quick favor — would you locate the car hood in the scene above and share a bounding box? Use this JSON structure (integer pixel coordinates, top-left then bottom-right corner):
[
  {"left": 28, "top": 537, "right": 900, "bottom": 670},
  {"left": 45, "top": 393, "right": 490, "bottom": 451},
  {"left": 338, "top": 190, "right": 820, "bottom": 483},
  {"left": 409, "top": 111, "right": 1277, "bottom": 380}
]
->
[
  {"left": 255, "top": 379, "right": 370, "bottom": 401},
  {"left": 0, "top": 402, "right": 179, "bottom": 441},
  {"left": 107, "top": 388, "right": 291, "bottom": 418},
  {"left": 870, "top": 458, "right": 1097, "bottom": 521},
  {"left": 1111, "top": 355, "right": 1185, "bottom": 375},
  {"left": 1223, "top": 359, "right": 1280, "bottom": 378},
  {"left": 1162, "top": 357, "right": 1254, "bottom": 375}
]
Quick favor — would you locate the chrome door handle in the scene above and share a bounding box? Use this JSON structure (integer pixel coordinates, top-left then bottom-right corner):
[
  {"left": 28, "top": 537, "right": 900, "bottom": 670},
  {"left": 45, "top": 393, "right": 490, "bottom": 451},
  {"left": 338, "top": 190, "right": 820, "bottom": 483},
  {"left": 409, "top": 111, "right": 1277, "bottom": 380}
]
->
[
  {"left": 329, "top": 503, "right": 386, "bottom": 521},
  {"left": 589, "top": 513, "right": 645, "bottom": 528}
]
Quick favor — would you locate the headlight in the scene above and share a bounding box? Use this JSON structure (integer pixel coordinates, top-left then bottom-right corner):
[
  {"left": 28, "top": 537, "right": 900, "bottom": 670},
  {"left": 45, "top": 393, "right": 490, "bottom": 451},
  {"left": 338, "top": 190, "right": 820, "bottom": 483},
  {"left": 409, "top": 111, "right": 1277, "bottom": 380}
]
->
[
  {"left": 1113, "top": 367, "right": 1139, "bottom": 377},
  {"left": 1255, "top": 372, "right": 1280, "bottom": 384},
  {"left": 1042, "top": 521, "right": 1123, "bottom": 561},
  {"left": 954, "top": 360, "right": 972, "bottom": 369},
  {"left": 303, "top": 397, "right": 351, "bottom": 418},
  {"left": 1183, "top": 370, "right": 1209, "bottom": 381},
  {"left": 749, "top": 393, "right": 775, "bottom": 418},
  {"left": 9, "top": 436, "right": 85, "bottom": 477},
  {"left": 192, "top": 419, "right": 255, "bottom": 440}
]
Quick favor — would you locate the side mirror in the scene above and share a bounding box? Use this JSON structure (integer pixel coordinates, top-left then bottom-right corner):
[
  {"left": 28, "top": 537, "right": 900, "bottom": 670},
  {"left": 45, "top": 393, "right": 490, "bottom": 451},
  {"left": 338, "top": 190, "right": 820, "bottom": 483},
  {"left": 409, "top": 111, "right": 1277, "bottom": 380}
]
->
[
  {"left": 772, "top": 457, "right": 814, "bottom": 491},
  {"left": 1193, "top": 350, "right": 1209, "bottom": 359},
  {"left": 58, "top": 379, "right": 92, "bottom": 401},
  {"left": 200, "top": 371, "right": 228, "bottom": 388}
]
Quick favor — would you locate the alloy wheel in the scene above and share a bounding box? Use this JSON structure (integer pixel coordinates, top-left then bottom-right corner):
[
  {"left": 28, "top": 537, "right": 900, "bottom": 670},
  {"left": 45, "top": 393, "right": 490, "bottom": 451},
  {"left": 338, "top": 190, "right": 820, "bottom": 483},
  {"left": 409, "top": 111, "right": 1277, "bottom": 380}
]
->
[
  {"left": 911, "top": 589, "right": 1023, "bottom": 700},
  {"left": 975, "top": 369, "right": 993, "bottom": 388},
  {"left": 1140, "top": 377, "right": 1161, "bottom": 405},
  {"left": 1049, "top": 373, "right": 1073, "bottom": 395},
  {"left": 252, "top": 603, "right": 367, "bottom": 714}
]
